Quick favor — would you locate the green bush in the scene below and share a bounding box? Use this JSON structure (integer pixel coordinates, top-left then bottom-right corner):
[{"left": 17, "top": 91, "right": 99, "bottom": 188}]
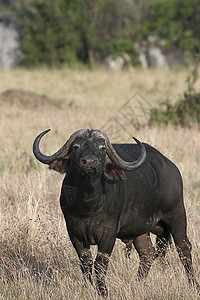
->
[
  {"left": 150, "top": 94, "right": 200, "bottom": 127},
  {"left": 150, "top": 61, "right": 200, "bottom": 128}
]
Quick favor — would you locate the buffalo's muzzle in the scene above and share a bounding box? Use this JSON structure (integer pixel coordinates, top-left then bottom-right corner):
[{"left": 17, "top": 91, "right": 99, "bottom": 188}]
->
[{"left": 80, "top": 156, "right": 99, "bottom": 171}]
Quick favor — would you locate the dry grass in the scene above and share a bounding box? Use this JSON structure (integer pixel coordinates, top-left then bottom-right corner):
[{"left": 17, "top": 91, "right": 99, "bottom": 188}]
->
[{"left": 0, "top": 66, "right": 199, "bottom": 299}]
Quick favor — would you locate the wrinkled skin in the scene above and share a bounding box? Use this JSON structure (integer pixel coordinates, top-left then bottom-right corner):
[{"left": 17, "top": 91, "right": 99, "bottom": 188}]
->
[{"left": 33, "top": 130, "right": 200, "bottom": 297}]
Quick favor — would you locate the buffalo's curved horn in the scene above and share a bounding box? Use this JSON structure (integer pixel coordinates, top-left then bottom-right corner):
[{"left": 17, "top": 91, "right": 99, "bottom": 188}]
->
[
  {"left": 33, "top": 129, "right": 88, "bottom": 164},
  {"left": 92, "top": 130, "right": 146, "bottom": 171},
  {"left": 106, "top": 136, "right": 146, "bottom": 171}
]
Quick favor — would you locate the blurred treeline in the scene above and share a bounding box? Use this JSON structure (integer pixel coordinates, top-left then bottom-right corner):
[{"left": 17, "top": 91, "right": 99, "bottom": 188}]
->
[{"left": 1, "top": 0, "right": 200, "bottom": 67}]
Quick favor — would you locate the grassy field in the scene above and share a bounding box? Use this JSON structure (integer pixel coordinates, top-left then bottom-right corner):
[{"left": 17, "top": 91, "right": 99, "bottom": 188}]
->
[{"left": 0, "top": 67, "right": 199, "bottom": 299}]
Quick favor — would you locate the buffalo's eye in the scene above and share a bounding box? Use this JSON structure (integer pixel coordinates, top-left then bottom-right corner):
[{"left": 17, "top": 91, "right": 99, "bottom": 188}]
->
[
  {"left": 73, "top": 144, "right": 80, "bottom": 150},
  {"left": 99, "top": 145, "right": 106, "bottom": 151}
]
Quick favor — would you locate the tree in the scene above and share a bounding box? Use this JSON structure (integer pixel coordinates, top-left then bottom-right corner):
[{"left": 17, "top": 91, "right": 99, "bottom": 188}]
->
[
  {"left": 148, "top": 0, "right": 200, "bottom": 58},
  {"left": 18, "top": 0, "right": 78, "bottom": 66}
]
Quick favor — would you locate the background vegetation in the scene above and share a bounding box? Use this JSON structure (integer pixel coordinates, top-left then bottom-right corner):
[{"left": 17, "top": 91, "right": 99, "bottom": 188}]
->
[
  {"left": 0, "top": 67, "right": 199, "bottom": 299},
  {"left": 1, "top": 0, "right": 200, "bottom": 66}
]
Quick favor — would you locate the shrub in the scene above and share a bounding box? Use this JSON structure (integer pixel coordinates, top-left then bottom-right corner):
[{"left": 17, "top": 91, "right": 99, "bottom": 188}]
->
[
  {"left": 150, "top": 94, "right": 200, "bottom": 127},
  {"left": 149, "top": 61, "right": 200, "bottom": 127}
]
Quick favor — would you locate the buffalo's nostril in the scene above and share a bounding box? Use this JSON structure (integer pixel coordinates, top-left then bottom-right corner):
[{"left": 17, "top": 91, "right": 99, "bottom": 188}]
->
[
  {"left": 80, "top": 157, "right": 99, "bottom": 167},
  {"left": 81, "top": 158, "right": 87, "bottom": 165}
]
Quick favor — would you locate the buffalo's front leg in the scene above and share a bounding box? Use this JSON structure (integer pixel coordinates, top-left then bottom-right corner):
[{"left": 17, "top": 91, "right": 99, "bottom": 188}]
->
[
  {"left": 94, "top": 236, "right": 116, "bottom": 297},
  {"left": 69, "top": 235, "right": 93, "bottom": 285},
  {"left": 94, "top": 252, "right": 110, "bottom": 297},
  {"left": 79, "top": 249, "right": 93, "bottom": 285}
]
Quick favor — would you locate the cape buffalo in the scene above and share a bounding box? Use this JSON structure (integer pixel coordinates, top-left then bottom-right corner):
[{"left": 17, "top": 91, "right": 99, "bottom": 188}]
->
[{"left": 33, "top": 129, "right": 200, "bottom": 297}]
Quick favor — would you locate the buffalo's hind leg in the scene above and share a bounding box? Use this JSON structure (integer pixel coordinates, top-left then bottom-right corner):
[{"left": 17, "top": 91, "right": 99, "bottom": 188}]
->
[
  {"left": 155, "top": 222, "right": 172, "bottom": 259},
  {"left": 133, "top": 233, "right": 157, "bottom": 280},
  {"left": 164, "top": 206, "right": 200, "bottom": 294},
  {"left": 174, "top": 233, "right": 200, "bottom": 293}
]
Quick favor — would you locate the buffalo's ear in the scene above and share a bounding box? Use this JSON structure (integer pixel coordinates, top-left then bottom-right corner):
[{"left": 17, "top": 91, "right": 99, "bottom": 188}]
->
[
  {"left": 104, "top": 164, "right": 127, "bottom": 181},
  {"left": 49, "top": 159, "right": 69, "bottom": 173},
  {"left": 104, "top": 157, "right": 127, "bottom": 181}
]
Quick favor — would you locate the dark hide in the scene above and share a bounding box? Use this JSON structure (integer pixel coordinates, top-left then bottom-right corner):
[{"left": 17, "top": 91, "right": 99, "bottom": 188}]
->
[{"left": 47, "top": 133, "right": 199, "bottom": 297}]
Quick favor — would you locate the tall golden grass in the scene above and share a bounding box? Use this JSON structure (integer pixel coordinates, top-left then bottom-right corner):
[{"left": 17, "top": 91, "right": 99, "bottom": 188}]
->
[{"left": 0, "top": 67, "right": 199, "bottom": 299}]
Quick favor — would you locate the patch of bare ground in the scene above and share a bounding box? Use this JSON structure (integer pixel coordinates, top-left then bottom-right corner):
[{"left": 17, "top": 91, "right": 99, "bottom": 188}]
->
[{"left": 0, "top": 88, "right": 63, "bottom": 109}]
